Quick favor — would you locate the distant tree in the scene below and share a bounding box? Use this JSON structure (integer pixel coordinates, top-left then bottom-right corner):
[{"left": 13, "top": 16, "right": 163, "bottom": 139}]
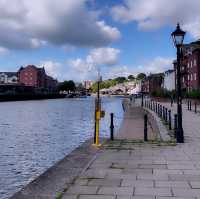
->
[
  {"left": 58, "top": 80, "right": 76, "bottom": 92},
  {"left": 128, "top": 75, "right": 135, "bottom": 80},
  {"left": 137, "top": 73, "right": 146, "bottom": 80},
  {"left": 114, "top": 76, "right": 127, "bottom": 83}
]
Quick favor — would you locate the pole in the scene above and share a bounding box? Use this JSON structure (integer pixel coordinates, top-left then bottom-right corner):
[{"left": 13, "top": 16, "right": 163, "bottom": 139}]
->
[
  {"left": 141, "top": 92, "right": 144, "bottom": 107},
  {"left": 176, "top": 45, "right": 184, "bottom": 143},
  {"left": 144, "top": 114, "right": 148, "bottom": 141},
  {"left": 110, "top": 113, "right": 114, "bottom": 141},
  {"left": 168, "top": 110, "right": 172, "bottom": 130},
  {"left": 195, "top": 102, "right": 197, "bottom": 113},
  {"left": 174, "top": 114, "right": 178, "bottom": 139}
]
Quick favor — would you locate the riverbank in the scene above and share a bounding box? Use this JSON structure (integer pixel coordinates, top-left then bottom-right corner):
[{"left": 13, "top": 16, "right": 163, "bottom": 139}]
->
[{"left": 0, "top": 93, "right": 66, "bottom": 102}]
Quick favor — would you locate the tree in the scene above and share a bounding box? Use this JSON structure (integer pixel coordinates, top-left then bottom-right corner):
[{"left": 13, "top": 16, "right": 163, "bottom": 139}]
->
[
  {"left": 58, "top": 80, "right": 76, "bottom": 92},
  {"left": 114, "top": 77, "right": 127, "bottom": 83},
  {"left": 137, "top": 73, "right": 146, "bottom": 80},
  {"left": 128, "top": 75, "right": 135, "bottom": 80}
]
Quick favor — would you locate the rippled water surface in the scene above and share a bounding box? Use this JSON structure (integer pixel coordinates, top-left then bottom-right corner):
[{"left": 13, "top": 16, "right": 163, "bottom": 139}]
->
[{"left": 0, "top": 96, "right": 123, "bottom": 199}]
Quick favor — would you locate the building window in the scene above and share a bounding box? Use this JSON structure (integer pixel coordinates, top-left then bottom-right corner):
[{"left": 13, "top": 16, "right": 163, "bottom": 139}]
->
[
  {"left": 188, "top": 74, "right": 190, "bottom": 80},
  {"left": 194, "top": 73, "right": 197, "bottom": 81},
  {"left": 191, "top": 61, "right": 193, "bottom": 68},
  {"left": 191, "top": 74, "right": 193, "bottom": 81},
  {"left": 187, "top": 63, "right": 189, "bottom": 68},
  {"left": 183, "top": 77, "right": 185, "bottom": 83},
  {"left": 194, "top": 59, "right": 197, "bottom": 66}
]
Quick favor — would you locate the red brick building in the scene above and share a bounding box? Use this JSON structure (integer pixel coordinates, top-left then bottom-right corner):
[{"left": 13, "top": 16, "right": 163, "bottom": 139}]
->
[
  {"left": 18, "top": 65, "right": 57, "bottom": 91},
  {"left": 174, "top": 40, "right": 200, "bottom": 92},
  {"left": 142, "top": 73, "right": 164, "bottom": 94}
]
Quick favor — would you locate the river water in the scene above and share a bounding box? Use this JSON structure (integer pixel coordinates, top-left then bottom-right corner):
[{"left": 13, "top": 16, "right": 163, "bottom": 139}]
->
[{"left": 0, "top": 96, "right": 124, "bottom": 199}]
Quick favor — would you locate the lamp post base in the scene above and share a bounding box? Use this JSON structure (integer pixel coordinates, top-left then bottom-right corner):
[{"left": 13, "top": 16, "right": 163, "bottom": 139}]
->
[{"left": 176, "top": 128, "right": 184, "bottom": 143}]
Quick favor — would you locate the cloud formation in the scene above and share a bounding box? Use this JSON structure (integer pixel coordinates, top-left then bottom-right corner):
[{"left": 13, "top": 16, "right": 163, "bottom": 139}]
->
[
  {"left": 0, "top": 0, "right": 120, "bottom": 50},
  {"left": 106, "top": 57, "right": 173, "bottom": 79},
  {"left": 111, "top": 0, "right": 200, "bottom": 39},
  {"left": 70, "top": 47, "right": 120, "bottom": 71}
]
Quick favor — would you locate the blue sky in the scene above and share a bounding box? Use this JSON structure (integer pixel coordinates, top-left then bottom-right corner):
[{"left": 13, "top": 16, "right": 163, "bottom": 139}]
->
[{"left": 0, "top": 0, "right": 199, "bottom": 82}]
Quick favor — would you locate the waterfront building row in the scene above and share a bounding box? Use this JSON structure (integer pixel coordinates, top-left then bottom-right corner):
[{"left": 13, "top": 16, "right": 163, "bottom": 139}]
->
[{"left": 0, "top": 65, "right": 58, "bottom": 93}]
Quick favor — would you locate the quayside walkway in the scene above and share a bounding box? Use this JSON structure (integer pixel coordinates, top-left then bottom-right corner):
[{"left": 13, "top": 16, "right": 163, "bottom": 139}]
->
[{"left": 62, "top": 99, "right": 200, "bottom": 199}]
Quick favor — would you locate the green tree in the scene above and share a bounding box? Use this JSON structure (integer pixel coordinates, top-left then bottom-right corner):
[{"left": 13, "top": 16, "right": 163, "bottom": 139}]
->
[
  {"left": 128, "top": 75, "right": 135, "bottom": 80},
  {"left": 58, "top": 80, "right": 76, "bottom": 92},
  {"left": 137, "top": 73, "right": 146, "bottom": 80}
]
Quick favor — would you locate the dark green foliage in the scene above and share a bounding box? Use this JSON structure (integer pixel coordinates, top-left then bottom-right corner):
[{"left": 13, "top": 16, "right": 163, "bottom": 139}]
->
[
  {"left": 58, "top": 80, "right": 76, "bottom": 92},
  {"left": 136, "top": 73, "right": 146, "bottom": 80},
  {"left": 186, "top": 89, "right": 200, "bottom": 99}
]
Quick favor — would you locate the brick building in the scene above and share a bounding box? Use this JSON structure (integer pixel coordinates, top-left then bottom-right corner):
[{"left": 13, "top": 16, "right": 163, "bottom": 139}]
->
[
  {"left": 142, "top": 73, "right": 164, "bottom": 94},
  {"left": 18, "top": 65, "right": 57, "bottom": 91},
  {"left": 175, "top": 40, "right": 200, "bottom": 92}
]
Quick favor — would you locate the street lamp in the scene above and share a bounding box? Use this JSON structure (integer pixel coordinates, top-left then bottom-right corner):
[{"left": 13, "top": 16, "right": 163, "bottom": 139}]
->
[
  {"left": 171, "top": 23, "right": 186, "bottom": 143},
  {"left": 141, "top": 80, "right": 144, "bottom": 107}
]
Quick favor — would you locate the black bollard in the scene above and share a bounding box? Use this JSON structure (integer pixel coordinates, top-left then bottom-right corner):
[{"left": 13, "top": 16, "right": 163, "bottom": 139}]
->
[
  {"left": 168, "top": 110, "right": 172, "bottom": 130},
  {"left": 163, "top": 106, "right": 165, "bottom": 119},
  {"left": 195, "top": 102, "right": 197, "bottom": 113},
  {"left": 144, "top": 114, "right": 148, "bottom": 141},
  {"left": 190, "top": 101, "right": 192, "bottom": 111},
  {"left": 188, "top": 100, "right": 189, "bottom": 110},
  {"left": 174, "top": 114, "right": 178, "bottom": 139},
  {"left": 165, "top": 108, "right": 168, "bottom": 123},
  {"left": 110, "top": 113, "right": 114, "bottom": 141}
]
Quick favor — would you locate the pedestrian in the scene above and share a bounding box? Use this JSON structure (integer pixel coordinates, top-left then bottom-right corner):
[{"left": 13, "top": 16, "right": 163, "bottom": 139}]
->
[{"left": 170, "top": 95, "right": 173, "bottom": 107}]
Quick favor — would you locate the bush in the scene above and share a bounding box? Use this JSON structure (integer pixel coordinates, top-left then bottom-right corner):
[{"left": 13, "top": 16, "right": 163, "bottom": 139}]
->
[
  {"left": 186, "top": 90, "right": 200, "bottom": 99},
  {"left": 151, "top": 89, "right": 176, "bottom": 99}
]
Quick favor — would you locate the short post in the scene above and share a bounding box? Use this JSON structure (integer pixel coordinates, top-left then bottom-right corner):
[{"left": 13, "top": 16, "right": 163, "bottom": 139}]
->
[
  {"left": 163, "top": 106, "right": 165, "bottom": 119},
  {"left": 174, "top": 114, "right": 178, "bottom": 139},
  {"left": 110, "top": 113, "right": 114, "bottom": 141},
  {"left": 190, "top": 101, "right": 192, "bottom": 111},
  {"left": 187, "top": 100, "right": 189, "bottom": 110},
  {"left": 195, "top": 102, "right": 197, "bottom": 113},
  {"left": 168, "top": 110, "right": 172, "bottom": 130},
  {"left": 155, "top": 102, "right": 158, "bottom": 113},
  {"left": 165, "top": 108, "right": 168, "bottom": 123},
  {"left": 144, "top": 114, "right": 148, "bottom": 141}
]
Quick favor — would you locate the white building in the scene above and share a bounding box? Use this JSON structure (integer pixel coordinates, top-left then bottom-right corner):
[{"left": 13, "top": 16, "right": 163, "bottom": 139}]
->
[
  {"left": 0, "top": 72, "right": 18, "bottom": 84},
  {"left": 163, "top": 70, "right": 175, "bottom": 91}
]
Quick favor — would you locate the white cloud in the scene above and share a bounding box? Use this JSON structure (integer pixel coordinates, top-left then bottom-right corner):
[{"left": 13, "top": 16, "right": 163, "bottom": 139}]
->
[
  {"left": 40, "top": 60, "right": 62, "bottom": 79},
  {"left": 0, "top": 47, "right": 9, "bottom": 56},
  {"left": 111, "top": 0, "right": 200, "bottom": 39},
  {"left": 0, "top": 0, "right": 120, "bottom": 50},
  {"left": 70, "top": 47, "right": 120, "bottom": 72},
  {"left": 106, "top": 57, "right": 173, "bottom": 79}
]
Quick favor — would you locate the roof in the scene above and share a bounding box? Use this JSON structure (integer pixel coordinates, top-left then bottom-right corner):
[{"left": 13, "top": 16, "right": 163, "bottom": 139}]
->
[{"left": 0, "top": 72, "right": 18, "bottom": 77}]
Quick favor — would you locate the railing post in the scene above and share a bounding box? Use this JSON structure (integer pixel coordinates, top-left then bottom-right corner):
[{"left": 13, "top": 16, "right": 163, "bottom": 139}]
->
[
  {"left": 188, "top": 100, "right": 189, "bottom": 110},
  {"left": 144, "top": 114, "right": 148, "bottom": 141},
  {"left": 168, "top": 110, "right": 172, "bottom": 130},
  {"left": 190, "top": 101, "right": 192, "bottom": 111},
  {"left": 110, "top": 113, "right": 114, "bottom": 141},
  {"left": 195, "top": 102, "right": 197, "bottom": 113},
  {"left": 174, "top": 114, "right": 178, "bottom": 139},
  {"left": 165, "top": 108, "right": 168, "bottom": 123}
]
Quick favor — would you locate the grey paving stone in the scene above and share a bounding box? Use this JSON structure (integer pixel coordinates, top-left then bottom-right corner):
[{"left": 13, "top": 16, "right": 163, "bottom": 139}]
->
[
  {"left": 88, "top": 179, "right": 121, "bottom": 187},
  {"left": 62, "top": 194, "right": 78, "bottom": 199},
  {"left": 172, "top": 188, "right": 200, "bottom": 197},
  {"left": 66, "top": 185, "right": 98, "bottom": 195},
  {"left": 98, "top": 187, "right": 134, "bottom": 196},
  {"left": 121, "top": 180, "right": 153, "bottom": 187},
  {"left": 157, "top": 197, "right": 195, "bottom": 199},
  {"left": 79, "top": 195, "right": 115, "bottom": 199},
  {"left": 134, "top": 188, "right": 172, "bottom": 197},
  {"left": 190, "top": 181, "right": 200, "bottom": 188},
  {"left": 155, "top": 181, "right": 190, "bottom": 188},
  {"left": 117, "top": 197, "right": 155, "bottom": 199}
]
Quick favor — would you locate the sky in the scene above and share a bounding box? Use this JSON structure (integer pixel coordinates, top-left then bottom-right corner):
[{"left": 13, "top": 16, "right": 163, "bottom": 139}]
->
[{"left": 0, "top": 0, "right": 199, "bottom": 82}]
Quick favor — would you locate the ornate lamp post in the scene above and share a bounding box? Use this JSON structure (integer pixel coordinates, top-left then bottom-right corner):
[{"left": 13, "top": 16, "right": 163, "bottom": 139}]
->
[{"left": 171, "top": 24, "right": 186, "bottom": 143}]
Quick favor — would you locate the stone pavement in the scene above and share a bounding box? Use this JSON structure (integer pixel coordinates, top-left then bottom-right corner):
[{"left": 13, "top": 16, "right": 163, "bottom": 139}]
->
[
  {"left": 61, "top": 99, "right": 200, "bottom": 199},
  {"left": 117, "top": 99, "right": 155, "bottom": 140}
]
